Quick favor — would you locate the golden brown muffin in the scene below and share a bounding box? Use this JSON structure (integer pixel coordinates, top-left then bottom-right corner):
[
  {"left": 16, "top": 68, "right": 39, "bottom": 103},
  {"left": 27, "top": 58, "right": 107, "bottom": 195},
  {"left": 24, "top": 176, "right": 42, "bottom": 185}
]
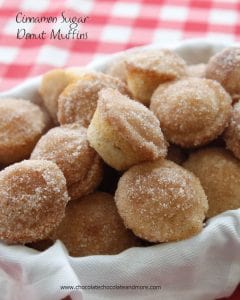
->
[
  {"left": 31, "top": 124, "right": 103, "bottom": 201},
  {"left": 150, "top": 78, "right": 231, "bottom": 148},
  {"left": 125, "top": 49, "right": 187, "bottom": 105},
  {"left": 87, "top": 88, "right": 167, "bottom": 171},
  {"left": 224, "top": 101, "right": 240, "bottom": 160},
  {"left": 57, "top": 72, "right": 128, "bottom": 127},
  {"left": 187, "top": 63, "right": 206, "bottom": 78},
  {"left": 0, "top": 160, "right": 69, "bottom": 244},
  {"left": 115, "top": 159, "right": 208, "bottom": 242},
  {"left": 183, "top": 148, "right": 240, "bottom": 218},
  {"left": 50, "top": 192, "right": 140, "bottom": 256},
  {"left": 0, "top": 99, "right": 47, "bottom": 165},
  {"left": 206, "top": 47, "right": 240, "bottom": 101},
  {"left": 39, "top": 67, "right": 87, "bottom": 124}
]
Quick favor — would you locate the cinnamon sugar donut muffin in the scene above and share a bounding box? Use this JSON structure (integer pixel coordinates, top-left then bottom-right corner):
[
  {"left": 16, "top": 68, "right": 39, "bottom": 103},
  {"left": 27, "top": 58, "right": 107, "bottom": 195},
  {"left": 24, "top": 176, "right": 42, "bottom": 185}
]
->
[
  {"left": 87, "top": 88, "right": 167, "bottom": 171},
  {"left": 183, "top": 148, "right": 240, "bottom": 218},
  {"left": 150, "top": 78, "right": 232, "bottom": 148},
  {"left": 31, "top": 124, "right": 103, "bottom": 200},
  {"left": 125, "top": 49, "right": 187, "bottom": 105},
  {"left": 39, "top": 67, "right": 87, "bottom": 124},
  {"left": 0, "top": 99, "right": 47, "bottom": 165},
  {"left": 115, "top": 159, "right": 208, "bottom": 242},
  {"left": 50, "top": 192, "right": 140, "bottom": 256},
  {"left": 187, "top": 63, "right": 206, "bottom": 78},
  {"left": 206, "top": 47, "right": 240, "bottom": 101},
  {"left": 224, "top": 101, "right": 240, "bottom": 160},
  {"left": 58, "top": 72, "right": 128, "bottom": 127},
  {"left": 0, "top": 160, "right": 69, "bottom": 244}
]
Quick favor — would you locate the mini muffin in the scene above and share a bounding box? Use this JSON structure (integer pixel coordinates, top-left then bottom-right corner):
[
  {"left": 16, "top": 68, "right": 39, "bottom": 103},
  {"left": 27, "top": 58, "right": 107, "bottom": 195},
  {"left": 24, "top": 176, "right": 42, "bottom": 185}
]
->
[
  {"left": 50, "top": 192, "right": 140, "bottom": 256},
  {"left": 125, "top": 49, "right": 187, "bottom": 105},
  {"left": 183, "top": 148, "right": 240, "bottom": 218},
  {"left": 150, "top": 78, "right": 232, "bottom": 148},
  {"left": 115, "top": 159, "right": 208, "bottom": 242},
  {"left": 206, "top": 47, "right": 240, "bottom": 101},
  {"left": 224, "top": 101, "right": 240, "bottom": 160},
  {"left": 87, "top": 88, "right": 167, "bottom": 171},
  {"left": 0, "top": 99, "right": 47, "bottom": 165},
  {"left": 0, "top": 160, "right": 69, "bottom": 244},
  {"left": 187, "top": 63, "right": 206, "bottom": 78},
  {"left": 58, "top": 72, "right": 128, "bottom": 127},
  {"left": 105, "top": 55, "right": 127, "bottom": 82},
  {"left": 31, "top": 124, "right": 103, "bottom": 201},
  {"left": 39, "top": 67, "right": 86, "bottom": 124}
]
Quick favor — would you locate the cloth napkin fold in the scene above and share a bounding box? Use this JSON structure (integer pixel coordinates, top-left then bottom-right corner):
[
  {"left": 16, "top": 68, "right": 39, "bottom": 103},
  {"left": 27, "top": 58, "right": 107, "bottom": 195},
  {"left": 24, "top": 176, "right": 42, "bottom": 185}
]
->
[{"left": 0, "top": 210, "right": 239, "bottom": 300}]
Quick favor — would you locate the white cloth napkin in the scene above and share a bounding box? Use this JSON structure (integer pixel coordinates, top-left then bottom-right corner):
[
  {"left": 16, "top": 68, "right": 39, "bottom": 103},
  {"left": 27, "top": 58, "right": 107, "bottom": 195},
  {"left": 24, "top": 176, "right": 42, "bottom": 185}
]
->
[{"left": 0, "top": 210, "right": 239, "bottom": 300}]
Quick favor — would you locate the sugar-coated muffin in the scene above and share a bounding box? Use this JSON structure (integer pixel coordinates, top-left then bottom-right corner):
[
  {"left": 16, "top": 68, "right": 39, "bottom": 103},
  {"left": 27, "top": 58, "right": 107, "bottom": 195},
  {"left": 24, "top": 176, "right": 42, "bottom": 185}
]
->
[
  {"left": 115, "top": 159, "right": 208, "bottom": 242},
  {"left": 183, "top": 148, "right": 240, "bottom": 218},
  {"left": 39, "top": 67, "right": 86, "bottom": 124},
  {"left": 224, "top": 101, "right": 240, "bottom": 160},
  {"left": 31, "top": 124, "right": 103, "bottom": 200},
  {"left": 150, "top": 78, "right": 232, "bottom": 148},
  {"left": 50, "top": 192, "right": 140, "bottom": 256},
  {"left": 0, "top": 160, "right": 69, "bottom": 244},
  {"left": 125, "top": 49, "right": 187, "bottom": 105},
  {"left": 206, "top": 47, "right": 240, "bottom": 101},
  {"left": 87, "top": 88, "right": 167, "bottom": 171},
  {"left": 58, "top": 72, "right": 128, "bottom": 127},
  {"left": 0, "top": 99, "right": 47, "bottom": 165}
]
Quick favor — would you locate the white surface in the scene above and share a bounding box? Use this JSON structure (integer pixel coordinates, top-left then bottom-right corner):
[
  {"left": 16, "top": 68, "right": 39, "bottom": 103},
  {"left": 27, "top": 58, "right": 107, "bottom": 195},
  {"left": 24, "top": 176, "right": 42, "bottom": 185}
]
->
[{"left": 0, "top": 39, "right": 240, "bottom": 300}]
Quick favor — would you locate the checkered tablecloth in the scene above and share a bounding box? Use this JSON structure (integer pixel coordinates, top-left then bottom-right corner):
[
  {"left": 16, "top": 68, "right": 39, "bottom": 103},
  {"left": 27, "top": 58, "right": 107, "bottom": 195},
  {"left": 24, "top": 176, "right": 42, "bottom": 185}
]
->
[
  {"left": 0, "top": 0, "right": 240, "bottom": 92},
  {"left": 0, "top": 0, "right": 239, "bottom": 299}
]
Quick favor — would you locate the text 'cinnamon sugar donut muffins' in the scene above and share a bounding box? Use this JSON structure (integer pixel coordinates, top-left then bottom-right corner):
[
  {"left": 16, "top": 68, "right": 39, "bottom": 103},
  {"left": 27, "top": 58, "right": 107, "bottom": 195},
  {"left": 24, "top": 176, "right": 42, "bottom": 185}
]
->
[
  {"left": 50, "top": 192, "right": 140, "bottom": 257},
  {"left": 224, "top": 100, "right": 240, "bottom": 160},
  {"left": 57, "top": 72, "right": 129, "bottom": 128},
  {"left": 31, "top": 124, "right": 103, "bottom": 201},
  {"left": 0, "top": 160, "right": 69, "bottom": 244},
  {"left": 150, "top": 78, "right": 232, "bottom": 148},
  {"left": 87, "top": 88, "right": 168, "bottom": 171},
  {"left": 0, "top": 99, "right": 47, "bottom": 165},
  {"left": 183, "top": 148, "right": 240, "bottom": 218},
  {"left": 115, "top": 159, "right": 208, "bottom": 243},
  {"left": 39, "top": 67, "right": 87, "bottom": 124},
  {"left": 125, "top": 49, "right": 187, "bottom": 106},
  {"left": 206, "top": 47, "right": 240, "bottom": 102}
]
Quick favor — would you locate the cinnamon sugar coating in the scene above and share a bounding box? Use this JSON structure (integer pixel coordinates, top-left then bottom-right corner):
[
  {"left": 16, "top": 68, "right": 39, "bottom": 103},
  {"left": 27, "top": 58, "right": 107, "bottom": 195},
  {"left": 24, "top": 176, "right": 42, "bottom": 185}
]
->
[
  {"left": 0, "top": 99, "right": 47, "bottom": 165},
  {"left": 125, "top": 49, "right": 187, "bottom": 105},
  {"left": 39, "top": 67, "right": 87, "bottom": 124},
  {"left": 57, "top": 72, "right": 129, "bottom": 127},
  {"left": 115, "top": 159, "right": 208, "bottom": 242},
  {"left": 31, "top": 124, "right": 103, "bottom": 200},
  {"left": 150, "top": 78, "right": 232, "bottom": 148},
  {"left": 87, "top": 88, "right": 167, "bottom": 171},
  {"left": 0, "top": 160, "right": 69, "bottom": 244},
  {"left": 206, "top": 47, "right": 240, "bottom": 101},
  {"left": 50, "top": 192, "right": 140, "bottom": 256},
  {"left": 224, "top": 101, "right": 240, "bottom": 159},
  {"left": 105, "top": 55, "right": 128, "bottom": 82},
  {"left": 183, "top": 148, "right": 240, "bottom": 218}
]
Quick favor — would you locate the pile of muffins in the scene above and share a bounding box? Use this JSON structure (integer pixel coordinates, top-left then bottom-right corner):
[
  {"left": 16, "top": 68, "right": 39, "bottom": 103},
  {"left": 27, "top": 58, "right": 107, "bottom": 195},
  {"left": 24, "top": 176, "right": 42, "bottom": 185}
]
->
[{"left": 0, "top": 46, "right": 239, "bottom": 257}]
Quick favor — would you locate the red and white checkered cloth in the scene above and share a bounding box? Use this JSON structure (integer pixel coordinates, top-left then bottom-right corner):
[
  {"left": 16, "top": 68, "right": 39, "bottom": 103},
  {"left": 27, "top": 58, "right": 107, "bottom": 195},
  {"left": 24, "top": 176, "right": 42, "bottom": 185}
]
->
[
  {"left": 0, "top": 0, "right": 240, "bottom": 92},
  {"left": 0, "top": 0, "right": 239, "bottom": 299}
]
